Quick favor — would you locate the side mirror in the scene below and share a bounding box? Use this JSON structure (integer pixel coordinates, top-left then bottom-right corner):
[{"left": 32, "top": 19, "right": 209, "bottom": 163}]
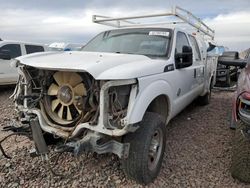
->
[
  {"left": 0, "top": 52, "right": 11, "bottom": 60},
  {"left": 175, "top": 45, "right": 193, "bottom": 69},
  {"left": 207, "top": 42, "right": 216, "bottom": 52}
]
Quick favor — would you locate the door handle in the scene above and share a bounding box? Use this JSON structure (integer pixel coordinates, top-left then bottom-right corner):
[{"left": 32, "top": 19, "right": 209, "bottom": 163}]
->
[{"left": 194, "top": 69, "right": 197, "bottom": 78}]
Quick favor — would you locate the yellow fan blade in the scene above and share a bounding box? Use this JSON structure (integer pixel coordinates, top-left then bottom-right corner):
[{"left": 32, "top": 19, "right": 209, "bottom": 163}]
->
[
  {"left": 48, "top": 83, "right": 59, "bottom": 96},
  {"left": 73, "top": 83, "right": 87, "bottom": 96},
  {"left": 66, "top": 106, "right": 72, "bottom": 121},
  {"left": 53, "top": 72, "right": 64, "bottom": 86},
  {"left": 51, "top": 99, "right": 60, "bottom": 111},
  {"left": 58, "top": 105, "right": 64, "bottom": 119},
  {"left": 62, "top": 72, "right": 72, "bottom": 84},
  {"left": 69, "top": 72, "right": 83, "bottom": 87}
]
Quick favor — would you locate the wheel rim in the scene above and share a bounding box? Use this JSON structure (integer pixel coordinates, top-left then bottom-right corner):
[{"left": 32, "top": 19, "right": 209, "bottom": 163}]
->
[{"left": 148, "top": 128, "right": 163, "bottom": 171}]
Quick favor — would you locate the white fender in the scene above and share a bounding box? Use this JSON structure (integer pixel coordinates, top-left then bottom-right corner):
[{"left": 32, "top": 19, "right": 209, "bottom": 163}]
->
[{"left": 127, "top": 80, "right": 174, "bottom": 124}]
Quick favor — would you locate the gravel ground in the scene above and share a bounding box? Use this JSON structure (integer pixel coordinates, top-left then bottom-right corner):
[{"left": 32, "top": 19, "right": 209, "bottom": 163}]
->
[{"left": 0, "top": 86, "right": 249, "bottom": 187}]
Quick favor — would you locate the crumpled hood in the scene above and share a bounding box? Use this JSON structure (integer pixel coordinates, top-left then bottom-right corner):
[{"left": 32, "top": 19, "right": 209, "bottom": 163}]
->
[{"left": 17, "top": 51, "right": 169, "bottom": 80}]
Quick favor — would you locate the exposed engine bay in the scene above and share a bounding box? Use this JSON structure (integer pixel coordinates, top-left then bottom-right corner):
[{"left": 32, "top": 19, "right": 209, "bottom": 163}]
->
[
  {"left": 14, "top": 65, "right": 137, "bottom": 133},
  {"left": 0, "top": 64, "right": 138, "bottom": 161}
]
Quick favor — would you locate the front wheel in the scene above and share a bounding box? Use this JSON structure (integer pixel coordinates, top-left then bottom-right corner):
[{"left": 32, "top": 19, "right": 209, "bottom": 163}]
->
[{"left": 122, "top": 112, "right": 166, "bottom": 184}]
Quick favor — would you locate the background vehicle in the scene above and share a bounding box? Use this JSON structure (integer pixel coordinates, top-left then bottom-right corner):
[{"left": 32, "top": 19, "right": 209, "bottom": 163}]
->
[
  {"left": 48, "top": 42, "right": 84, "bottom": 51},
  {"left": 0, "top": 40, "right": 47, "bottom": 85},
  {"left": 2, "top": 7, "right": 218, "bottom": 184},
  {"left": 225, "top": 54, "right": 250, "bottom": 182},
  {"left": 215, "top": 51, "right": 242, "bottom": 87}
]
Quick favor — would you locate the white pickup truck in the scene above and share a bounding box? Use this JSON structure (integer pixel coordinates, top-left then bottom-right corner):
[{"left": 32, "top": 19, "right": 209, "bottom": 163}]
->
[{"left": 5, "top": 7, "right": 218, "bottom": 184}]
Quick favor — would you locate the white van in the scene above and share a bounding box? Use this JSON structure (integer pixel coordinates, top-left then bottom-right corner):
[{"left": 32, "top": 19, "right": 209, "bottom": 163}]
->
[{"left": 0, "top": 40, "right": 47, "bottom": 85}]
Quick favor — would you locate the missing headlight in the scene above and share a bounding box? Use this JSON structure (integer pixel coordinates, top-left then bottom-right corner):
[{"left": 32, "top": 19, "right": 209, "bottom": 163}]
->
[{"left": 109, "top": 85, "right": 131, "bottom": 128}]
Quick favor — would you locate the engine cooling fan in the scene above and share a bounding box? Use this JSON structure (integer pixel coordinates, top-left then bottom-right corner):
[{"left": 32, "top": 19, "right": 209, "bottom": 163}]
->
[{"left": 43, "top": 71, "right": 87, "bottom": 125}]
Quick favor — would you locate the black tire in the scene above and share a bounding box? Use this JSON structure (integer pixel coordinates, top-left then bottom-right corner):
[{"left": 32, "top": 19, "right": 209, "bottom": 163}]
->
[
  {"left": 198, "top": 81, "right": 212, "bottom": 106},
  {"left": 122, "top": 112, "right": 166, "bottom": 184},
  {"left": 231, "top": 121, "right": 250, "bottom": 183}
]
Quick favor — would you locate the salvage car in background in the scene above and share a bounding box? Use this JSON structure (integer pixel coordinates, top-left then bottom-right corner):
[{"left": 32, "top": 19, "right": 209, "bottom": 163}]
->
[
  {"left": 215, "top": 51, "right": 242, "bottom": 87},
  {"left": 227, "top": 54, "right": 250, "bottom": 182},
  {"left": 1, "top": 7, "right": 218, "bottom": 184},
  {"left": 0, "top": 40, "right": 47, "bottom": 85},
  {"left": 48, "top": 42, "right": 84, "bottom": 51}
]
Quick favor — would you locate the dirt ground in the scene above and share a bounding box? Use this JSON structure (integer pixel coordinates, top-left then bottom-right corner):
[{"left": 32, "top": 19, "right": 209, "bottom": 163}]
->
[{"left": 0, "top": 86, "right": 249, "bottom": 188}]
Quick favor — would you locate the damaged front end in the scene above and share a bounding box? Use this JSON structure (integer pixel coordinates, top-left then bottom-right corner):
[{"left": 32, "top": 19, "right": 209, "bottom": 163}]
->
[{"left": 2, "top": 63, "right": 138, "bottom": 161}]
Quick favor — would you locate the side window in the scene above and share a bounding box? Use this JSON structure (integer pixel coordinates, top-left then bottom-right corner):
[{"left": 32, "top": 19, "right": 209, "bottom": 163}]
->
[
  {"left": 176, "top": 32, "right": 190, "bottom": 54},
  {"left": 25, "top": 45, "right": 44, "bottom": 54},
  {"left": 0, "top": 44, "right": 21, "bottom": 58},
  {"left": 188, "top": 35, "right": 201, "bottom": 61}
]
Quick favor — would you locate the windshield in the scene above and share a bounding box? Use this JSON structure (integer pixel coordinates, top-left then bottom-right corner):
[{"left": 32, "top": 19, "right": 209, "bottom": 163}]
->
[{"left": 82, "top": 28, "right": 171, "bottom": 57}]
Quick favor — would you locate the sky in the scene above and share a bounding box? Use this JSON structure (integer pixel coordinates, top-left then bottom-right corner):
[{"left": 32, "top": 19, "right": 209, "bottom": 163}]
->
[{"left": 0, "top": 0, "right": 249, "bottom": 51}]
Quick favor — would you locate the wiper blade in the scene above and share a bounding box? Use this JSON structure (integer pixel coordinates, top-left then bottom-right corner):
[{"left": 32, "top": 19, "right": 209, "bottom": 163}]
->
[{"left": 115, "top": 51, "right": 134, "bottom": 55}]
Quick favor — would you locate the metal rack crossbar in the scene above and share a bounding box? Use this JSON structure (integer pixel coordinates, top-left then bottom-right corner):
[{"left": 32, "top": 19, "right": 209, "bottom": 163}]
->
[{"left": 92, "top": 6, "right": 215, "bottom": 39}]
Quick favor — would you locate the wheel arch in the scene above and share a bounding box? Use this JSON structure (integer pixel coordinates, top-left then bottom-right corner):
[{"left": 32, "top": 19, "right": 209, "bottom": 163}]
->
[
  {"left": 146, "top": 95, "right": 170, "bottom": 123},
  {"left": 127, "top": 80, "right": 173, "bottom": 125}
]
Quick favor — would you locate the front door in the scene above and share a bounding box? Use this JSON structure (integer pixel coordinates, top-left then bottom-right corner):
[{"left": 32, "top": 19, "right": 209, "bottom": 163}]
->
[{"left": 172, "top": 31, "right": 196, "bottom": 115}]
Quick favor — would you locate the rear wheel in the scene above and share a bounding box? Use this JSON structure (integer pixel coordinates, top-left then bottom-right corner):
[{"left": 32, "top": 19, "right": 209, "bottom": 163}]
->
[
  {"left": 198, "top": 80, "right": 212, "bottom": 106},
  {"left": 231, "top": 121, "right": 250, "bottom": 183},
  {"left": 122, "top": 112, "right": 166, "bottom": 184}
]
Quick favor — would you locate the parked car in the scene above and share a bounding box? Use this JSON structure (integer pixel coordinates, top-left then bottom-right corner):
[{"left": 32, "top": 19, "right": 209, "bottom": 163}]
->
[
  {"left": 0, "top": 40, "right": 47, "bottom": 85},
  {"left": 1, "top": 7, "right": 218, "bottom": 184}
]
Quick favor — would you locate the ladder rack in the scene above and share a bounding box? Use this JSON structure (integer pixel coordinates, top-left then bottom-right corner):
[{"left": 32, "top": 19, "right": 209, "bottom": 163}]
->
[{"left": 92, "top": 6, "right": 215, "bottom": 39}]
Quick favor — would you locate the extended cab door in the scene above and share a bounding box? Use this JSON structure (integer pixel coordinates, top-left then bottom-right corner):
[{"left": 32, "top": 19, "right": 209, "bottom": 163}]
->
[
  {"left": 188, "top": 35, "right": 204, "bottom": 89},
  {"left": 0, "top": 44, "right": 21, "bottom": 84}
]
